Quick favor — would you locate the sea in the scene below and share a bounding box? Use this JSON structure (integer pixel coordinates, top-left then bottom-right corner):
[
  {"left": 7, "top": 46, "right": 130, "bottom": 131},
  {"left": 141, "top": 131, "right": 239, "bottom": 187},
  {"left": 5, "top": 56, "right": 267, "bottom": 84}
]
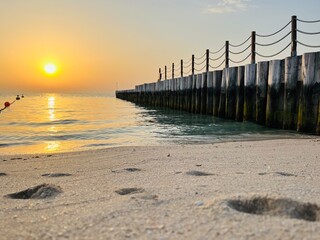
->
[{"left": 0, "top": 93, "right": 306, "bottom": 155}]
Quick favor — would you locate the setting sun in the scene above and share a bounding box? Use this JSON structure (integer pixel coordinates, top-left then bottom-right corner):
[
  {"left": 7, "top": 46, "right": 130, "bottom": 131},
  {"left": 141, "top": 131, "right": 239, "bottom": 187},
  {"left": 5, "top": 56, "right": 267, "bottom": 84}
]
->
[{"left": 44, "top": 63, "right": 57, "bottom": 75}]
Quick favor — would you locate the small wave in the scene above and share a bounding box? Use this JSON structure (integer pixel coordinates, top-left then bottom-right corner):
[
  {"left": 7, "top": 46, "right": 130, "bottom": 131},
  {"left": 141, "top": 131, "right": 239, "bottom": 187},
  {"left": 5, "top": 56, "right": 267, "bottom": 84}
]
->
[
  {"left": 81, "top": 143, "right": 113, "bottom": 148},
  {"left": 34, "top": 134, "right": 88, "bottom": 141},
  {"left": 8, "top": 119, "right": 82, "bottom": 126},
  {"left": 0, "top": 142, "right": 33, "bottom": 148}
]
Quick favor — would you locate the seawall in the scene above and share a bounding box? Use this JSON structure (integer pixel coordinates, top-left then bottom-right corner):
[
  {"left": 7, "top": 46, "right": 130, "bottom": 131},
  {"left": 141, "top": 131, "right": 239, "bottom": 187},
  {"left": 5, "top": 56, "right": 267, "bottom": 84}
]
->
[{"left": 116, "top": 51, "right": 320, "bottom": 135}]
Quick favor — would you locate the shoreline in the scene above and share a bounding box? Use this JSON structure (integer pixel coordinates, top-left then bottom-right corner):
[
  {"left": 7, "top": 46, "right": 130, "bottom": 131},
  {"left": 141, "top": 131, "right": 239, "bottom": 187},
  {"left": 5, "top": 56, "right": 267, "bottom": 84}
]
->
[
  {"left": 1, "top": 138, "right": 320, "bottom": 239},
  {"left": 0, "top": 132, "right": 316, "bottom": 156}
]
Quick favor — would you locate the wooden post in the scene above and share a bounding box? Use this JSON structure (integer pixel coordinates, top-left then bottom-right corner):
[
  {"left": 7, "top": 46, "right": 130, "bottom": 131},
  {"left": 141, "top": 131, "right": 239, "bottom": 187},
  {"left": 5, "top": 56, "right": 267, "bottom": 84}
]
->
[
  {"left": 165, "top": 66, "right": 167, "bottom": 80},
  {"left": 155, "top": 82, "right": 160, "bottom": 106},
  {"left": 297, "top": 52, "right": 320, "bottom": 134},
  {"left": 169, "top": 79, "right": 174, "bottom": 108},
  {"left": 207, "top": 71, "right": 213, "bottom": 115},
  {"left": 177, "top": 78, "right": 181, "bottom": 110},
  {"left": 317, "top": 102, "right": 320, "bottom": 135},
  {"left": 236, "top": 66, "right": 245, "bottom": 121},
  {"left": 175, "top": 78, "right": 179, "bottom": 109},
  {"left": 212, "top": 70, "right": 223, "bottom": 116},
  {"left": 266, "top": 60, "right": 284, "bottom": 128},
  {"left": 218, "top": 69, "right": 227, "bottom": 117},
  {"left": 170, "top": 79, "right": 174, "bottom": 109},
  {"left": 150, "top": 83, "right": 155, "bottom": 106},
  {"left": 291, "top": 15, "right": 297, "bottom": 57},
  {"left": 164, "top": 80, "right": 168, "bottom": 107},
  {"left": 206, "top": 49, "right": 209, "bottom": 73},
  {"left": 179, "top": 77, "right": 185, "bottom": 110},
  {"left": 195, "top": 74, "right": 202, "bottom": 114},
  {"left": 172, "top": 79, "right": 175, "bottom": 108},
  {"left": 283, "top": 56, "right": 299, "bottom": 130},
  {"left": 225, "top": 41, "right": 229, "bottom": 68},
  {"left": 201, "top": 72, "right": 207, "bottom": 114},
  {"left": 181, "top": 59, "right": 183, "bottom": 77},
  {"left": 244, "top": 64, "right": 256, "bottom": 121},
  {"left": 192, "top": 54, "right": 195, "bottom": 76},
  {"left": 146, "top": 83, "right": 149, "bottom": 105},
  {"left": 186, "top": 75, "right": 193, "bottom": 112},
  {"left": 191, "top": 74, "right": 197, "bottom": 113},
  {"left": 251, "top": 31, "right": 256, "bottom": 64},
  {"left": 225, "top": 67, "right": 238, "bottom": 119},
  {"left": 256, "top": 61, "right": 269, "bottom": 125},
  {"left": 172, "top": 63, "right": 174, "bottom": 79},
  {"left": 158, "top": 81, "right": 162, "bottom": 107}
]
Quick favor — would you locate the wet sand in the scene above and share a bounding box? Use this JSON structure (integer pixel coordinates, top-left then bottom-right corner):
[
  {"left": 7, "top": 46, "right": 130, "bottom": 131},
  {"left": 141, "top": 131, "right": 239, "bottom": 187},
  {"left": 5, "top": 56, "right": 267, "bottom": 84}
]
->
[{"left": 1, "top": 138, "right": 320, "bottom": 239}]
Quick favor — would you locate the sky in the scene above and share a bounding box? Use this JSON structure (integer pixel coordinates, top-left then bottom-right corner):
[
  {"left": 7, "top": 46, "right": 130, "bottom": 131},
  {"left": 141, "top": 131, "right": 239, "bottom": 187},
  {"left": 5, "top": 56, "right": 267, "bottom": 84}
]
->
[{"left": 0, "top": 0, "right": 319, "bottom": 94}]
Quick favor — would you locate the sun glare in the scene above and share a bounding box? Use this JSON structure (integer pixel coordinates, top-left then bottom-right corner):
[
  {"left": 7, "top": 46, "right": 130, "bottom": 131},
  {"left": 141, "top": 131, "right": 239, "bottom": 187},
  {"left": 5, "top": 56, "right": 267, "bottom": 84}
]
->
[{"left": 44, "top": 63, "right": 57, "bottom": 75}]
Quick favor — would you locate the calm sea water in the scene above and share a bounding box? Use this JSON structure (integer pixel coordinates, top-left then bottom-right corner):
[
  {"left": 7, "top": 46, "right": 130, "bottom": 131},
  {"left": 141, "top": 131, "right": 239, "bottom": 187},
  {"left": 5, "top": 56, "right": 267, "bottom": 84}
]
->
[{"left": 0, "top": 93, "right": 304, "bottom": 155}]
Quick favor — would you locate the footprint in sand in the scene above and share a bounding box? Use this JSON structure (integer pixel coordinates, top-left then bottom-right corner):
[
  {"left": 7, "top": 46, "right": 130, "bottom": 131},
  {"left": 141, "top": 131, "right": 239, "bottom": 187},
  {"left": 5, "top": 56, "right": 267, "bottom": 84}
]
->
[
  {"left": 227, "top": 196, "right": 320, "bottom": 222},
  {"left": 139, "top": 194, "right": 159, "bottom": 200},
  {"left": 42, "top": 173, "right": 72, "bottom": 177},
  {"left": 186, "top": 170, "right": 214, "bottom": 176},
  {"left": 111, "top": 168, "right": 142, "bottom": 173},
  {"left": 258, "top": 172, "right": 267, "bottom": 175},
  {"left": 258, "top": 172, "right": 297, "bottom": 177},
  {"left": 275, "top": 171, "right": 297, "bottom": 177},
  {"left": 124, "top": 168, "right": 141, "bottom": 172},
  {"left": 4, "top": 184, "right": 62, "bottom": 199},
  {"left": 115, "top": 188, "right": 145, "bottom": 195}
]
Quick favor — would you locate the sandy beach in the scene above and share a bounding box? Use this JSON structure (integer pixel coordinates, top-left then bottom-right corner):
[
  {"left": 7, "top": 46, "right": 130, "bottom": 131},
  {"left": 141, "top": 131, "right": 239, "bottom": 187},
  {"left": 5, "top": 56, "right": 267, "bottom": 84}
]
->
[{"left": 1, "top": 138, "right": 320, "bottom": 239}]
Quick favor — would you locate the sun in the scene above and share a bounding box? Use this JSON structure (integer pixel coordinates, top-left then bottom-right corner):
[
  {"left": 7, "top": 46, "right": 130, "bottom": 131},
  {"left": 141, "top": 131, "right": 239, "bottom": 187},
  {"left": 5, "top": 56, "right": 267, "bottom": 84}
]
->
[{"left": 44, "top": 63, "right": 57, "bottom": 75}]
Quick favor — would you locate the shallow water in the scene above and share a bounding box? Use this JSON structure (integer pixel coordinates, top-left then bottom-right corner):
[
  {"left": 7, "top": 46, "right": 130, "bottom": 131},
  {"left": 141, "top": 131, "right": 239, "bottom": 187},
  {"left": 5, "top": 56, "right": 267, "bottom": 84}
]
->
[{"left": 0, "top": 93, "right": 306, "bottom": 155}]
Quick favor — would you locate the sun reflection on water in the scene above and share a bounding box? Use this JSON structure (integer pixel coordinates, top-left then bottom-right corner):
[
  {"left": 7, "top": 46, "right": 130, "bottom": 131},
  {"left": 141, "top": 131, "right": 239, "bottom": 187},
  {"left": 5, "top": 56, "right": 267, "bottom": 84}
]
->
[
  {"left": 45, "top": 141, "right": 60, "bottom": 152},
  {"left": 48, "top": 126, "right": 58, "bottom": 133},
  {"left": 48, "top": 96, "right": 55, "bottom": 121},
  {"left": 46, "top": 96, "right": 60, "bottom": 151}
]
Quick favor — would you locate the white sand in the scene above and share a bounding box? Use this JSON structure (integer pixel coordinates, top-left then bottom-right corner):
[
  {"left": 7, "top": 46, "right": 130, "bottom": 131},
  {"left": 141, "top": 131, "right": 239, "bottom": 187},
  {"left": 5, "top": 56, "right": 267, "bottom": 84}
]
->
[{"left": 1, "top": 138, "right": 320, "bottom": 239}]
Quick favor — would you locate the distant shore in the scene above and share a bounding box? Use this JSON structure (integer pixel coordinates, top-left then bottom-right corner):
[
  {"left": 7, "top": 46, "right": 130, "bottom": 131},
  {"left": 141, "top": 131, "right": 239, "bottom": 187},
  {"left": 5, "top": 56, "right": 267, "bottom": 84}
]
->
[{"left": 1, "top": 138, "right": 320, "bottom": 239}]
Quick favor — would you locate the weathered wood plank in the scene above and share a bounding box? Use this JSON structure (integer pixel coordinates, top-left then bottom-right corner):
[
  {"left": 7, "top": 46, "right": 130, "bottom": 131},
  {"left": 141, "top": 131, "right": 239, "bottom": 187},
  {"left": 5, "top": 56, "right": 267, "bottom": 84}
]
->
[
  {"left": 298, "top": 52, "right": 320, "bottom": 133},
  {"left": 195, "top": 74, "right": 202, "bottom": 114},
  {"left": 244, "top": 64, "right": 256, "bottom": 121},
  {"left": 206, "top": 71, "right": 214, "bottom": 115},
  {"left": 256, "top": 61, "right": 269, "bottom": 125},
  {"left": 212, "top": 70, "right": 223, "bottom": 117},
  {"left": 218, "top": 69, "right": 227, "bottom": 118},
  {"left": 266, "top": 60, "right": 284, "bottom": 128},
  {"left": 283, "top": 56, "right": 300, "bottom": 129},
  {"left": 200, "top": 73, "right": 207, "bottom": 114},
  {"left": 226, "top": 67, "right": 238, "bottom": 119},
  {"left": 236, "top": 66, "right": 245, "bottom": 122}
]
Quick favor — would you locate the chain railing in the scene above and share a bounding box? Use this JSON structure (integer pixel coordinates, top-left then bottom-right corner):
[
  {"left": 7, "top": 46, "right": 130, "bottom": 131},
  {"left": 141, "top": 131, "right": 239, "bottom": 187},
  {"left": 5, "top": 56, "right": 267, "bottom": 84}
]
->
[{"left": 158, "top": 15, "right": 320, "bottom": 80}]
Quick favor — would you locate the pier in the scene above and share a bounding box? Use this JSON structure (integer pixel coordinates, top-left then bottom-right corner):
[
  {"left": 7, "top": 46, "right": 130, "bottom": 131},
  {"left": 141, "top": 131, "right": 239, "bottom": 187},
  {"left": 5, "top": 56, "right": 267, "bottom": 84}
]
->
[{"left": 116, "top": 16, "right": 320, "bottom": 135}]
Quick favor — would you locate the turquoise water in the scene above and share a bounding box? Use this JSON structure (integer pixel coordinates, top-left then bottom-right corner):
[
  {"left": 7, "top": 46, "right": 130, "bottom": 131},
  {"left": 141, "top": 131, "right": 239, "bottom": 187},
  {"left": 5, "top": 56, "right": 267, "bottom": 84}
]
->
[{"left": 0, "top": 93, "right": 304, "bottom": 155}]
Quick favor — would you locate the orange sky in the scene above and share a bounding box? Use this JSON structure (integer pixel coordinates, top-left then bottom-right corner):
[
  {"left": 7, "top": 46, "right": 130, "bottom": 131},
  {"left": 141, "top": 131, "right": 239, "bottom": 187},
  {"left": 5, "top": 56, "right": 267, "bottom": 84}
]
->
[{"left": 1, "top": 1, "right": 319, "bottom": 94}]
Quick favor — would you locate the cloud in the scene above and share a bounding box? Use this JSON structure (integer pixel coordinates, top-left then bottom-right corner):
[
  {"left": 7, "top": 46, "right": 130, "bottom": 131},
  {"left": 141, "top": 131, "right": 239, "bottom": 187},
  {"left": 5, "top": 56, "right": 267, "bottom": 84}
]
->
[{"left": 205, "top": 0, "right": 252, "bottom": 14}]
